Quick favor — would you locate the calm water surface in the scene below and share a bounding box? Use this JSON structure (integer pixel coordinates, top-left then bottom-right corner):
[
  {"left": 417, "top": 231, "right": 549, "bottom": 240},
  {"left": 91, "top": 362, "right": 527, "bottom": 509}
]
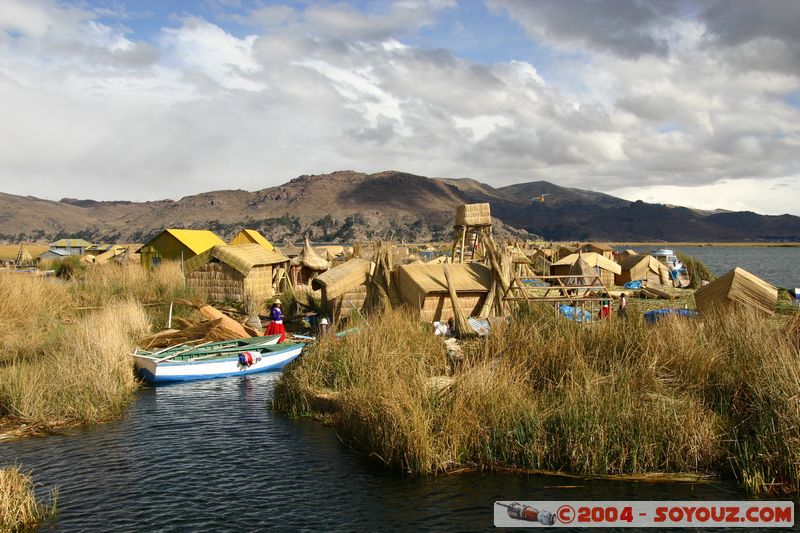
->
[
  {"left": 1, "top": 373, "right": 794, "bottom": 531},
  {"left": 632, "top": 246, "right": 800, "bottom": 289}
]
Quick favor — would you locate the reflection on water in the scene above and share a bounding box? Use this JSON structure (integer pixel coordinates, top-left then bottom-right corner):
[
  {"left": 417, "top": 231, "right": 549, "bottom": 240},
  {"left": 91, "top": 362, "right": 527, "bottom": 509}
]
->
[{"left": 0, "top": 374, "right": 792, "bottom": 531}]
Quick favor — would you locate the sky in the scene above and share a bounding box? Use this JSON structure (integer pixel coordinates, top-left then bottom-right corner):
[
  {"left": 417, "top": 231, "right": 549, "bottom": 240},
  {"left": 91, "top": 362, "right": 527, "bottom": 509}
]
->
[{"left": 0, "top": 0, "right": 799, "bottom": 215}]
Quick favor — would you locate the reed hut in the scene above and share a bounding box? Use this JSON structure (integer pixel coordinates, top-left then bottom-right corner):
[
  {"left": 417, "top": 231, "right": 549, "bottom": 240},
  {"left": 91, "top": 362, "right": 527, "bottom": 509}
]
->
[
  {"left": 140, "top": 229, "right": 225, "bottom": 269},
  {"left": 317, "top": 245, "right": 346, "bottom": 262},
  {"left": 530, "top": 249, "right": 553, "bottom": 275},
  {"left": 556, "top": 245, "right": 578, "bottom": 260},
  {"left": 311, "top": 258, "right": 372, "bottom": 320},
  {"left": 565, "top": 256, "right": 596, "bottom": 287},
  {"left": 290, "top": 236, "right": 330, "bottom": 285},
  {"left": 579, "top": 243, "right": 615, "bottom": 260},
  {"left": 276, "top": 243, "right": 299, "bottom": 263},
  {"left": 552, "top": 252, "right": 621, "bottom": 286},
  {"left": 396, "top": 262, "right": 492, "bottom": 322},
  {"left": 230, "top": 229, "right": 275, "bottom": 251},
  {"left": 694, "top": 267, "right": 777, "bottom": 316},
  {"left": 186, "top": 244, "right": 289, "bottom": 305},
  {"left": 615, "top": 254, "right": 671, "bottom": 287},
  {"left": 621, "top": 249, "right": 638, "bottom": 257}
]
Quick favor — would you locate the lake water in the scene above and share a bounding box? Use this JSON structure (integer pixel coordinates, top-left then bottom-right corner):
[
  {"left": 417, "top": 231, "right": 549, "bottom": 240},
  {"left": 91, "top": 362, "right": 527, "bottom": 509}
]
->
[
  {"left": 630, "top": 246, "right": 800, "bottom": 289},
  {"left": 1, "top": 374, "right": 794, "bottom": 531}
]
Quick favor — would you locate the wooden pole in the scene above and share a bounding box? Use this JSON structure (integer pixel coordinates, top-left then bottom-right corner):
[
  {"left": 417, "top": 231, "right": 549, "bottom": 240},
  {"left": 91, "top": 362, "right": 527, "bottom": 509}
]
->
[{"left": 459, "top": 226, "right": 467, "bottom": 263}]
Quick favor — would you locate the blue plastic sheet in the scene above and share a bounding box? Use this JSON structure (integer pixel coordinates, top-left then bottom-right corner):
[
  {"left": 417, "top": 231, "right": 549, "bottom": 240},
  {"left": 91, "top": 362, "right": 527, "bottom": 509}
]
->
[
  {"left": 623, "top": 280, "right": 643, "bottom": 289},
  {"left": 644, "top": 308, "right": 700, "bottom": 324},
  {"left": 521, "top": 278, "right": 549, "bottom": 287},
  {"left": 559, "top": 304, "right": 592, "bottom": 322}
]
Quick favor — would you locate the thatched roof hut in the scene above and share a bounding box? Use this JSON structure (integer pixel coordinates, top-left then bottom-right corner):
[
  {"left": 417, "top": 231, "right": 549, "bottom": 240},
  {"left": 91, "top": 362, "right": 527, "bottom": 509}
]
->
[
  {"left": 565, "top": 256, "right": 596, "bottom": 287},
  {"left": 616, "top": 254, "right": 670, "bottom": 287},
  {"left": 556, "top": 245, "right": 578, "bottom": 260},
  {"left": 396, "top": 263, "right": 492, "bottom": 322},
  {"left": 552, "top": 252, "right": 621, "bottom": 287},
  {"left": 317, "top": 245, "right": 345, "bottom": 262},
  {"left": 290, "top": 236, "right": 330, "bottom": 285},
  {"left": 311, "top": 258, "right": 372, "bottom": 320},
  {"left": 694, "top": 267, "right": 777, "bottom": 316},
  {"left": 187, "top": 244, "right": 289, "bottom": 306},
  {"left": 579, "top": 243, "right": 615, "bottom": 260},
  {"left": 278, "top": 241, "right": 301, "bottom": 258}
]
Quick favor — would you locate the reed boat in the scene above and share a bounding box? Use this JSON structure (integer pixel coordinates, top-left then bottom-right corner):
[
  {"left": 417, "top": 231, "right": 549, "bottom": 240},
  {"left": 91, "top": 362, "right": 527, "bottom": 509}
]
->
[{"left": 133, "top": 335, "right": 303, "bottom": 383}]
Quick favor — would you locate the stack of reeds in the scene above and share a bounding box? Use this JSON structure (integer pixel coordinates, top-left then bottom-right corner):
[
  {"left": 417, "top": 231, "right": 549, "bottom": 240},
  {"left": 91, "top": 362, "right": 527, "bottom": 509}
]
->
[
  {"left": 139, "top": 300, "right": 259, "bottom": 349},
  {"left": 139, "top": 318, "right": 238, "bottom": 349},
  {"left": 444, "top": 263, "right": 474, "bottom": 338},
  {"left": 363, "top": 240, "right": 395, "bottom": 315},
  {"left": 455, "top": 203, "right": 492, "bottom": 226},
  {"left": 476, "top": 231, "right": 511, "bottom": 317}
]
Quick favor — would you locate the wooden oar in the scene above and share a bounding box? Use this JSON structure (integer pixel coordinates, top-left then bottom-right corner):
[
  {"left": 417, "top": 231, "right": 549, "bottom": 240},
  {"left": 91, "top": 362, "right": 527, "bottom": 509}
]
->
[
  {"left": 172, "top": 337, "right": 280, "bottom": 362},
  {"left": 154, "top": 340, "right": 220, "bottom": 363}
]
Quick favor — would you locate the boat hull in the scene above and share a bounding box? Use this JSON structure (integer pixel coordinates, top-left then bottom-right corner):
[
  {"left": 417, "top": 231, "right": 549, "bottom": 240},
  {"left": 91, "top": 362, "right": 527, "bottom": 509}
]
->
[{"left": 134, "top": 344, "right": 303, "bottom": 384}]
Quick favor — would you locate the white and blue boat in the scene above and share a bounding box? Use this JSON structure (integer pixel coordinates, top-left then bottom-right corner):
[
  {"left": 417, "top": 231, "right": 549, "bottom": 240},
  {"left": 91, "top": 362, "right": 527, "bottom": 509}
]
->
[{"left": 133, "top": 335, "right": 304, "bottom": 384}]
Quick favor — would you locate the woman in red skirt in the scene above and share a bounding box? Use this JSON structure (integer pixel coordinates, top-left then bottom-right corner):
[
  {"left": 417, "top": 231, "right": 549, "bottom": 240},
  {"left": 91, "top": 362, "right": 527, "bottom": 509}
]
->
[{"left": 265, "top": 299, "right": 286, "bottom": 343}]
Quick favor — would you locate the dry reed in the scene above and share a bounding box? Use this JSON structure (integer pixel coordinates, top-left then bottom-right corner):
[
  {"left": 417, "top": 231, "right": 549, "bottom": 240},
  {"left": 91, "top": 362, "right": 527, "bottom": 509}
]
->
[
  {"left": 0, "top": 466, "right": 57, "bottom": 531},
  {"left": 0, "top": 262, "right": 191, "bottom": 429},
  {"left": 274, "top": 305, "right": 800, "bottom": 495}
]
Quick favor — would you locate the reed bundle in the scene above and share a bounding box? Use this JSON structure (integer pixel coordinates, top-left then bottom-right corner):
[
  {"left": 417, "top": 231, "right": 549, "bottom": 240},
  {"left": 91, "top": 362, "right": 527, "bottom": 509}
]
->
[
  {"left": 444, "top": 263, "right": 474, "bottom": 338},
  {"left": 139, "top": 318, "right": 247, "bottom": 349},
  {"left": 363, "top": 241, "right": 394, "bottom": 315}
]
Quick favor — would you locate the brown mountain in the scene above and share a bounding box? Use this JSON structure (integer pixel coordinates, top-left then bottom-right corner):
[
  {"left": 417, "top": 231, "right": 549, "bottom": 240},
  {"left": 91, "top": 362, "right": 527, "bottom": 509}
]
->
[{"left": 1, "top": 170, "right": 798, "bottom": 243}]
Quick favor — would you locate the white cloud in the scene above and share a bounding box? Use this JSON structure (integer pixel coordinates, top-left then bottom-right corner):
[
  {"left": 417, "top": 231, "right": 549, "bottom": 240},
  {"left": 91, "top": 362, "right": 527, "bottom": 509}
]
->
[
  {"left": 161, "top": 18, "right": 263, "bottom": 91},
  {"left": 0, "top": 0, "right": 797, "bottom": 216},
  {"left": 610, "top": 178, "right": 800, "bottom": 216}
]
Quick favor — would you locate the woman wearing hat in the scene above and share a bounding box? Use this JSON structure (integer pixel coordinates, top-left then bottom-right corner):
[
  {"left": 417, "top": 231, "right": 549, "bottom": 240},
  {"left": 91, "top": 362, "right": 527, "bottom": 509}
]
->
[{"left": 265, "top": 299, "right": 286, "bottom": 343}]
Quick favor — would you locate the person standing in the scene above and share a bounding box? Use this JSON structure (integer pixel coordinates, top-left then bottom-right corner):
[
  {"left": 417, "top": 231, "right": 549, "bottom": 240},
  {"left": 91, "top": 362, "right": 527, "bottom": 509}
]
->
[
  {"left": 619, "top": 293, "right": 627, "bottom": 318},
  {"left": 600, "top": 292, "right": 611, "bottom": 319},
  {"left": 265, "top": 299, "right": 286, "bottom": 343}
]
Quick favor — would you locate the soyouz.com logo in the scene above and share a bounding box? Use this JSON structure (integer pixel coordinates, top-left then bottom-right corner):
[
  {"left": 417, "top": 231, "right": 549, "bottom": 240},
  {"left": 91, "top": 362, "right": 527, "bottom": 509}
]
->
[{"left": 494, "top": 501, "right": 794, "bottom": 528}]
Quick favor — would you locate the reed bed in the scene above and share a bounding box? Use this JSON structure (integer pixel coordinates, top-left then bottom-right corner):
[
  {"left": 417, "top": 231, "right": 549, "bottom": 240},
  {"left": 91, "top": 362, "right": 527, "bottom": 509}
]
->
[
  {"left": 0, "top": 466, "right": 57, "bottom": 531},
  {"left": 0, "top": 262, "right": 190, "bottom": 428},
  {"left": 274, "top": 305, "right": 800, "bottom": 495}
]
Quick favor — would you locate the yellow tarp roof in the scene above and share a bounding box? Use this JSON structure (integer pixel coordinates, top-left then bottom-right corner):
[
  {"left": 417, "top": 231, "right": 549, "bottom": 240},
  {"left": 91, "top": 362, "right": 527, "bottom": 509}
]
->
[
  {"left": 51, "top": 238, "right": 93, "bottom": 247},
  {"left": 166, "top": 229, "right": 226, "bottom": 255},
  {"left": 231, "top": 229, "right": 274, "bottom": 251}
]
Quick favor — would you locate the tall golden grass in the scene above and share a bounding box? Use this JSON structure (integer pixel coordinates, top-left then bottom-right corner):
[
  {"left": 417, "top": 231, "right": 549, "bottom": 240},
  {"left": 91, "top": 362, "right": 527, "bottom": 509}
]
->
[
  {"left": 0, "top": 466, "right": 57, "bottom": 531},
  {"left": 0, "top": 262, "right": 190, "bottom": 427},
  {"left": 274, "top": 305, "right": 800, "bottom": 495}
]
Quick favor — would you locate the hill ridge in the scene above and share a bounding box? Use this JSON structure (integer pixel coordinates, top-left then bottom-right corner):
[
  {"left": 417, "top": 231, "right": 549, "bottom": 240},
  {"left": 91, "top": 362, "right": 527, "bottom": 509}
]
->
[{"left": 1, "top": 171, "right": 798, "bottom": 244}]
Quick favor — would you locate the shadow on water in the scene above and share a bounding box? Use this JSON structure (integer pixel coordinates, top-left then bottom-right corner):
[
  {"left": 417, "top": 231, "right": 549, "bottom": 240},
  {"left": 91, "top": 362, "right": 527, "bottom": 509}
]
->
[{"left": 0, "top": 373, "right": 794, "bottom": 532}]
